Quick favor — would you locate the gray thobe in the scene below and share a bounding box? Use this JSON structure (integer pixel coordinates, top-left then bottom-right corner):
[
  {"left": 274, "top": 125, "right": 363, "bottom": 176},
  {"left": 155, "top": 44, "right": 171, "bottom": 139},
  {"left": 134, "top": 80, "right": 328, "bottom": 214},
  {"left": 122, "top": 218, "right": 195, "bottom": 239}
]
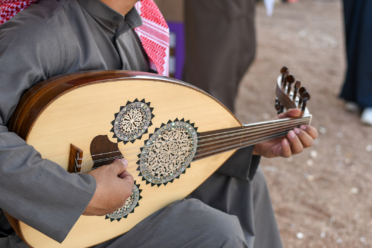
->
[{"left": 0, "top": 0, "right": 281, "bottom": 247}]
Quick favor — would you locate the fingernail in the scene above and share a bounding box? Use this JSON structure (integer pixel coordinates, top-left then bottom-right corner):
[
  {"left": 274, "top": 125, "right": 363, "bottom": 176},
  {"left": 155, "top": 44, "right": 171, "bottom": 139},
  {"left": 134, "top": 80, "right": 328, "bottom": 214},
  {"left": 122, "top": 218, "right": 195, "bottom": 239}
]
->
[
  {"left": 300, "top": 125, "right": 306, "bottom": 130},
  {"left": 289, "top": 131, "right": 295, "bottom": 139},
  {"left": 119, "top": 158, "right": 128, "bottom": 168},
  {"left": 294, "top": 128, "right": 300, "bottom": 134},
  {"left": 283, "top": 139, "right": 288, "bottom": 146}
]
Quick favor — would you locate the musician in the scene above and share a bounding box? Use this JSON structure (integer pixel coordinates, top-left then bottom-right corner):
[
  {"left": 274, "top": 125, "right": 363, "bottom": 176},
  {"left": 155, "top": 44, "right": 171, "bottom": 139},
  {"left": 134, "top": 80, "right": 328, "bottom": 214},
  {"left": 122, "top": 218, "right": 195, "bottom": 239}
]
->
[{"left": 0, "top": 0, "right": 318, "bottom": 247}]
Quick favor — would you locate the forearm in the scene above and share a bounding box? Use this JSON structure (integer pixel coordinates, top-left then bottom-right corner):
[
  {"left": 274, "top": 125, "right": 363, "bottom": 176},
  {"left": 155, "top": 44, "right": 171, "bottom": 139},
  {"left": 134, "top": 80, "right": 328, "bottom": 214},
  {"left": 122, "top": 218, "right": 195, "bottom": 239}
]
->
[
  {"left": 0, "top": 10, "right": 99, "bottom": 242},
  {"left": 0, "top": 125, "right": 96, "bottom": 243}
]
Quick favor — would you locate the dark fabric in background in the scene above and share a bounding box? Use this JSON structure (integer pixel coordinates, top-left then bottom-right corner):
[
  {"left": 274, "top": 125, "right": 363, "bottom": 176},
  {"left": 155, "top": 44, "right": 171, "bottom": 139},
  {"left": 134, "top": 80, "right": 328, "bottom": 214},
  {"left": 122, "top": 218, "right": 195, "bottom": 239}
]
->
[
  {"left": 340, "top": 0, "right": 372, "bottom": 109},
  {"left": 184, "top": 0, "right": 256, "bottom": 113},
  {"left": 184, "top": 1, "right": 283, "bottom": 247},
  {"left": 184, "top": 0, "right": 260, "bottom": 188}
]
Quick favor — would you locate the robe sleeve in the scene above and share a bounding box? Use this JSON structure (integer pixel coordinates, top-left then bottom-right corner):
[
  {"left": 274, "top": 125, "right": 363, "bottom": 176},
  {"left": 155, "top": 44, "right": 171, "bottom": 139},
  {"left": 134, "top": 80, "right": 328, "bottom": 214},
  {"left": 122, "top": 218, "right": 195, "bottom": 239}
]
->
[
  {"left": 0, "top": 11, "right": 96, "bottom": 243},
  {"left": 217, "top": 146, "right": 261, "bottom": 182}
]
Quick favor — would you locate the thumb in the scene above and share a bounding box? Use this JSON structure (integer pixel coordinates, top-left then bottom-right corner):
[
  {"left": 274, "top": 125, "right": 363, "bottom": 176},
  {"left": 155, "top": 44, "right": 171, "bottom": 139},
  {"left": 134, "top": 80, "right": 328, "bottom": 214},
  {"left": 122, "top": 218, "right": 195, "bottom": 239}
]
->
[
  {"left": 112, "top": 158, "right": 128, "bottom": 176},
  {"left": 275, "top": 108, "right": 301, "bottom": 119}
]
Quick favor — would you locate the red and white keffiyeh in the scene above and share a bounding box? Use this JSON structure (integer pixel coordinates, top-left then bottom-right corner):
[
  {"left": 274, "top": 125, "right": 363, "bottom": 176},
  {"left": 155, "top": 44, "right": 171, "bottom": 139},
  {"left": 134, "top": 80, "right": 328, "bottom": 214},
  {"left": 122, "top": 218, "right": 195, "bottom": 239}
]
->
[
  {"left": 0, "top": 0, "right": 37, "bottom": 24},
  {"left": 134, "top": 0, "right": 169, "bottom": 76},
  {"left": 0, "top": 0, "right": 170, "bottom": 77}
]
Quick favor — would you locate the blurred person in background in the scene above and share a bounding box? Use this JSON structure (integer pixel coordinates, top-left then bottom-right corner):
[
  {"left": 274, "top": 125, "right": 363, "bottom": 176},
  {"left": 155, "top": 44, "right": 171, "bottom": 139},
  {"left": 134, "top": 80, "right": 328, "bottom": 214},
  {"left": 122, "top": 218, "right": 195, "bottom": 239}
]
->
[
  {"left": 340, "top": 0, "right": 372, "bottom": 125},
  {"left": 184, "top": 0, "right": 256, "bottom": 113},
  {"left": 184, "top": 1, "right": 284, "bottom": 247}
]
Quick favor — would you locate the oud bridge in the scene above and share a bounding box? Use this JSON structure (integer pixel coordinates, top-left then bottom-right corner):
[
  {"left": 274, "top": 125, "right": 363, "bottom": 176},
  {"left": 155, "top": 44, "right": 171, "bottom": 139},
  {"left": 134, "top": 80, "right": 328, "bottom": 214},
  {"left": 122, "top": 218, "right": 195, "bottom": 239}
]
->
[{"left": 68, "top": 144, "right": 83, "bottom": 173}]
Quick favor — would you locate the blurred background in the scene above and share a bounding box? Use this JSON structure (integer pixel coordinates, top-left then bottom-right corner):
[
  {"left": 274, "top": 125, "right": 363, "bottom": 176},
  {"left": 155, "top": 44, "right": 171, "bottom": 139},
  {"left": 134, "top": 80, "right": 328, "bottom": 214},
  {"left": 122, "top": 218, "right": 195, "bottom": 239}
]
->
[{"left": 155, "top": 0, "right": 372, "bottom": 247}]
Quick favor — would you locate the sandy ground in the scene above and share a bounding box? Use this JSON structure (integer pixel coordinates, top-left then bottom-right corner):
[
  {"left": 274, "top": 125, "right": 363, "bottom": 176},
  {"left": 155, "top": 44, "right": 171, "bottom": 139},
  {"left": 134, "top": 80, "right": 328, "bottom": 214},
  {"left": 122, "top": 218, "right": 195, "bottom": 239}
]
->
[{"left": 235, "top": 0, "right": 372, "bottom": 247}]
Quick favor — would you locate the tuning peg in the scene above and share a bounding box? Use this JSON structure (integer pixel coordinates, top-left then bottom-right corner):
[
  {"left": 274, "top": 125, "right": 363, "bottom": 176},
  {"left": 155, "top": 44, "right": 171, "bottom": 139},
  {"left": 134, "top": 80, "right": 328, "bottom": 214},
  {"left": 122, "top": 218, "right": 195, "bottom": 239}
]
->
[
  {"left": 275, "top": 101, "right": 281, "bottom": 113},
  {"left": 283, "top": 73, "right": 294, "bottom": 90},
  {"left": 286, "top": 74, "right": 295, "bottom": 95},
  {"left": 280, "top": 66, "right": 288, "bottom": 84},
  {"left": 300, "top": 91, "right": 311, "bottom": 112},
  {"left": 282, "top": 72, "right": 289, "bottom": 89},
  {"left": 275, "top": 98, "right": 284, "bottom": 114},
  {"left": 298, "top": 86, "right": 307, "bottom": 107},
  {"left": 292, "top": 80, "right": 301, "bottom": 102},
  {"left": 276, "top": 103, "right": 284, "bottom": 114}
]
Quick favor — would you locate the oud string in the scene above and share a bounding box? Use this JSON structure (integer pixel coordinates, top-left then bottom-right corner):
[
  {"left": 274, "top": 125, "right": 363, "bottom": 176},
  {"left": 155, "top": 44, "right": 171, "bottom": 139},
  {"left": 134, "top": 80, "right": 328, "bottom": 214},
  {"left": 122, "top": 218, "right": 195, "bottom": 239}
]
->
[
  {"left": 77, "top": 118, "right": 311, "bottom": 166},
  {"left": 78, "top": 131, "right": 290, "bottom": 173},
  {"left": 78, "top": 119, "right": 310, "bottom": 166},
  {"left": 77, "top": 115, "right": 311, "bottom": 161},
  {"left": 77, "top": 118, "right": 309, "bottom": 168},
  {"left": 79, "top": 120, "right": 308, "bottom": 166}
]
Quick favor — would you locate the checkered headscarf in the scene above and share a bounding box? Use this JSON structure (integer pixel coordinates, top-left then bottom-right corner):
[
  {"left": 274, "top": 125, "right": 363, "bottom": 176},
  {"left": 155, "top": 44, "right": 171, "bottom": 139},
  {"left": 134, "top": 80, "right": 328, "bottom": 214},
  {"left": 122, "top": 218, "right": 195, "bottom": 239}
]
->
[{"left": 0, "top": 0, "right": 38, "bottom": 24}]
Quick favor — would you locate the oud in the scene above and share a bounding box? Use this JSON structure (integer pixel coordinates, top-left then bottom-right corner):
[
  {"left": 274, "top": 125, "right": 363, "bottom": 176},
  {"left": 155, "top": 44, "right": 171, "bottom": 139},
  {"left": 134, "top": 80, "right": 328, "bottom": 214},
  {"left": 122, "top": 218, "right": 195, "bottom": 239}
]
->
[{"left": 5, "top": 67, "right": 311, "bottom": 247}]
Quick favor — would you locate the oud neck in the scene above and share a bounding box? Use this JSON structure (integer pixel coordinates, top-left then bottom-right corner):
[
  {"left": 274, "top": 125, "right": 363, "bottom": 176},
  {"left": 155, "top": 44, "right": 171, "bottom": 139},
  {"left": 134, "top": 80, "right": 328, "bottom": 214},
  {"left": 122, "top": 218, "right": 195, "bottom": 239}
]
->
[{"left": 194, "top": 114, "right": 312, "bottom": 161}]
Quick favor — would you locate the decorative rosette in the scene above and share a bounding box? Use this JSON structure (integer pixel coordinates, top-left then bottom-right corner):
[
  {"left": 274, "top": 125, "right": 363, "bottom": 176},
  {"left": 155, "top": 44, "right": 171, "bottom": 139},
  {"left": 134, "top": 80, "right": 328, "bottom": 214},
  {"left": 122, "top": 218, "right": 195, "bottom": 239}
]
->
[
  {"left": 111, "top": 99, "right": 154, "bottom": 144},
  {"left": 136, "top": 119, "right": 198, "bottom": 187},
  {"left": 105, "top": 181, "right": 142, "bottom": 222}
]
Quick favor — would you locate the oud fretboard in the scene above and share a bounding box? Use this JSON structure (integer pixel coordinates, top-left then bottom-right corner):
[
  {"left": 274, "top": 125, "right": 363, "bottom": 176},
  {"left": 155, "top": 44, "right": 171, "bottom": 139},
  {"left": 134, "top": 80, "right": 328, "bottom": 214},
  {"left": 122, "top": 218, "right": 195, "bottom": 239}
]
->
[{"left": 194, "top": 115, "right": 312, "bottom": 161}]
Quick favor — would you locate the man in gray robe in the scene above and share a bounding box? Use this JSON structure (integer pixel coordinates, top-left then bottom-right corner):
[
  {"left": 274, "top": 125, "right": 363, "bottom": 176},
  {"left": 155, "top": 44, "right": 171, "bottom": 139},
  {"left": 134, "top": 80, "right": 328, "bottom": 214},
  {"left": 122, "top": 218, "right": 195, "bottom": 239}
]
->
[{"left": 0, "top": 0, "right": 317, "bottom": 247}]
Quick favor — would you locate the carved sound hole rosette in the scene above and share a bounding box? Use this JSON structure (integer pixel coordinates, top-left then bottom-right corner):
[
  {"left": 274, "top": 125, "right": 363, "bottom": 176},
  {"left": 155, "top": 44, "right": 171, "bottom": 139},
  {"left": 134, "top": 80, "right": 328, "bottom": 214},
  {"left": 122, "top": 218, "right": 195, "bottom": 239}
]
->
[
  {"left": 137, "top": 119, "right": 198, "bottom": 187},
  {"left": 105, "top": 181, "right": 142, "bottom": 222},
  {"left": 111, "top": 99, "right": 154, "bottom": 144}
]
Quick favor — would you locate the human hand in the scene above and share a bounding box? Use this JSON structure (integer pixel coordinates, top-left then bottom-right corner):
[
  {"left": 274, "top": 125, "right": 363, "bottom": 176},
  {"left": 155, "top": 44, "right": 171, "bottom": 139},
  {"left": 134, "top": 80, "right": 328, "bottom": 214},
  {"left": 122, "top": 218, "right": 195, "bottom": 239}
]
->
[
  {"left": 83, "top": 158, "right": 134, "bottom": 216},
  {"left": 252, "top": 108, "right": 318, "bottom": 158}
]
